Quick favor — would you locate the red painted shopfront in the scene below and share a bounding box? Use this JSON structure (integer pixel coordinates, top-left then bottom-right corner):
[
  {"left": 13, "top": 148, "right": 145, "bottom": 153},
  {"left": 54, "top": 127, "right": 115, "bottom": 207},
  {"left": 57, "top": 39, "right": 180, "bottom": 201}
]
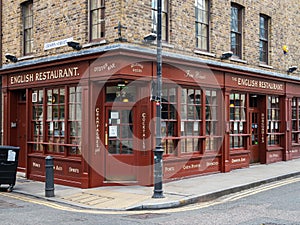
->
[{"left": 1, "top": 48, "right": 299, "bottom": 188}]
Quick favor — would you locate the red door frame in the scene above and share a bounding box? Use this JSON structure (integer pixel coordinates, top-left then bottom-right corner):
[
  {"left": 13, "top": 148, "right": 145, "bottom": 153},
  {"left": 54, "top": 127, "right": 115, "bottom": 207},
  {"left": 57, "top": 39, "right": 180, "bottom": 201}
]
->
[{"left": 104, "top": 105, "right": 138, "bottom": 183}]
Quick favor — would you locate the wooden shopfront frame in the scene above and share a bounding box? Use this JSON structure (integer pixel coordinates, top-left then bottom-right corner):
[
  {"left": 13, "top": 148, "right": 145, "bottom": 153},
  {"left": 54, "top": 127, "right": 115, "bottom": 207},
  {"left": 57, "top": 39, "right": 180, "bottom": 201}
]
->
[
  {"left": 286, "top": 83, "right": 300, "bottom": 160},
  {"left": 2, "top": 61, "right": 90, "bottom": 188},
  {"left": 225, "top": 72, "right": 286, "bottom": 169},
  {"left": 155, "top": 62, "right": 225, "bottom": 180},
  {"left": 1, "top": 46, "right": 299, "bottom": 188}
]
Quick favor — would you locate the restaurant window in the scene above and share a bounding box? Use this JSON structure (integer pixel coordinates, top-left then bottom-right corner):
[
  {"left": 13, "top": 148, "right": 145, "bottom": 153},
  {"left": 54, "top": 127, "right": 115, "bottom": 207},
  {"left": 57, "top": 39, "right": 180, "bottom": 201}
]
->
[
  {"left": 195, "top": 0, "right": 209, "bottom": 51},
  {"left": 161, "top": 85, "right": 177, "bottom": 154},
  {"left": 32, "top": 90, "right": 44, "bottom": 152},
  {"left": 229, "top": 93, "right": 246, "bottom": 149},
  {"left": 90, "top": 0, "right": 105, "bottom": 41},
  {"left": 259, "top": 14, "right": 270, "bottom": 64},
  {"left": 105, "top": 84, "right": 137, "bottom": 103},
  {"left": 267, "top": 96, "right": 281, "bottom": 145},
  {"left": 22, "top": 0, "right": 33, "bottom": 55},
  {"left": 205, "top": 89, "right": 219, "bottom": 151},
  {"left": 31, "top": 86, "right": 82, "bottom": 155},
  {"left": 291, "top": 98, "right": 300, "bottom": 144},
  {"left": 69, "top": 87, "right": 82, "bottom": 154},
  {"left": 231, "top": 3, "right": 243, "bottom": 58},
  {"left": 152, "top": 0, "right": 168, "bottom": 41},
  {"left": 180, "top": 88, "right": 202, "bottom": 153}
]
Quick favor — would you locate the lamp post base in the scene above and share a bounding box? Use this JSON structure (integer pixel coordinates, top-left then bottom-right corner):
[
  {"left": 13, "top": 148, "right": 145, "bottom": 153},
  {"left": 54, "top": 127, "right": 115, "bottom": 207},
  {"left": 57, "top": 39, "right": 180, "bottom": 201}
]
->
[{"left": 152, "top": 190, "right": 164, "bottom": 198}]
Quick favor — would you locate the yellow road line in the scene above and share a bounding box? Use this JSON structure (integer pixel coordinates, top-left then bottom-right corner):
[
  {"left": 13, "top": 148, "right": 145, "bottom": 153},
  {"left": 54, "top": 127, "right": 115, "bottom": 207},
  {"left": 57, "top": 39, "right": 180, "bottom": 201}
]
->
[{"left": 224, "top": 177, "right": 300, "bottom": 202}]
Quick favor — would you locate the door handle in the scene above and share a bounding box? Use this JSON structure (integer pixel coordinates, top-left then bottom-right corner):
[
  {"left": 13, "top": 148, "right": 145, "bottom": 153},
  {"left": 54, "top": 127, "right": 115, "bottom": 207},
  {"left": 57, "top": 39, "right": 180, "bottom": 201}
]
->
[{"left": 105, "top": 132, "right": 108, "bottom": 146}]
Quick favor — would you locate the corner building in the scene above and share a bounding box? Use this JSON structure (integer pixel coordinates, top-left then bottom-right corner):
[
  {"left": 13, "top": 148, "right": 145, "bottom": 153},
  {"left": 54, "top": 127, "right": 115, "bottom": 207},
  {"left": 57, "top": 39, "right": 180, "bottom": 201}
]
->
[{"left": 0, "top": 0, "right": 299, "bottom": 188}]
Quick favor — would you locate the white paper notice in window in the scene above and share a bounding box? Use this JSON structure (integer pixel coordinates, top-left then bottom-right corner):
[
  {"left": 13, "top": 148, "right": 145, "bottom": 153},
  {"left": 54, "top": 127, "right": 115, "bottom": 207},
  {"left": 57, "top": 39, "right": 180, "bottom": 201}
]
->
[
  {"left": 109, "top": 126, "right": 118, "bottom": 137},
  {"left": 111, "top": 112, "right": 119, "bottom": 119},
  {"left": 7, "top": 150, "right": 16, "bottom": 162},
  {"left": 194, "top": 122, "right": 199, "bottom": 131}
]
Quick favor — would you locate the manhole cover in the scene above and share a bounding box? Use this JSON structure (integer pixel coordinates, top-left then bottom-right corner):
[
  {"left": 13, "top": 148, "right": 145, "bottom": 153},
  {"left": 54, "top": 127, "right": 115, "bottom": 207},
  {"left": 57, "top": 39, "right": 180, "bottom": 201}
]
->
[{"left": 0, "top": 200, "right": 21, "bottom": 209}]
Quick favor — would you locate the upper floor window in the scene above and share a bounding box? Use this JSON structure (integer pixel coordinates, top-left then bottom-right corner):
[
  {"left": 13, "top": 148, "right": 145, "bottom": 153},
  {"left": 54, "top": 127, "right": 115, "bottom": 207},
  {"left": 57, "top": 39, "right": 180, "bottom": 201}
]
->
[
  {"left": 231, "top": 3, "right": 243, "bottom": 58},
  {"left": 90, "top": 0, "right": 105, "bottom": 41},
  {"left": 152, "top": 0, "right": 168, "bottom": 42},
  {"left": 195, "top": 0, "right": 209, "bottom": 51},
  {"left": 259, "top": 14, "right": 270, "bottom": 64},
  {"left": 22, "top": 1, "right": 33, "bottom": 55}
]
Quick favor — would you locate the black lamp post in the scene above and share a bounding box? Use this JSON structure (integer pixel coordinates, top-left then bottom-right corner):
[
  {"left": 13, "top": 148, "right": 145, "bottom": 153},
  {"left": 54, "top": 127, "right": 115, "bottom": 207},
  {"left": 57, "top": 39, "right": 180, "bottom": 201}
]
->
[{"left": 152, "top": 0, "right": 164, "bottom": 199}]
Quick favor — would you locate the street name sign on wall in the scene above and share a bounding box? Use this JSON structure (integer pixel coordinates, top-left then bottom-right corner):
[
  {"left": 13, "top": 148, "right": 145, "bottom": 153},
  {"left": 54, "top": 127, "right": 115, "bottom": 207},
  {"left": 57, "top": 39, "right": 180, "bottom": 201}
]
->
[{"left": 44, "top": 37, "right": 73, "bottom": 50}]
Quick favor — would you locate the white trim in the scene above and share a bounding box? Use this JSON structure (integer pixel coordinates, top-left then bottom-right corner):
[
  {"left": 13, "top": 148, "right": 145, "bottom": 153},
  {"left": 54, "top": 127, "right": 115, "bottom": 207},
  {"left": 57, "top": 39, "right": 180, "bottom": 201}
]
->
[{"left": 194, "top": 50, "right": 216, "bottom": 58}]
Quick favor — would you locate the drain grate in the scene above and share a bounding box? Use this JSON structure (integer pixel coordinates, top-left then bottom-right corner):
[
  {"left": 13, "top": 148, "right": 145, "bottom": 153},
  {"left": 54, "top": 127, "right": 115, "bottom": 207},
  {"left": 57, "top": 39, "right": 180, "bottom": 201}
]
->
[
  {"left": 261, "top": 223, "right": 285, "bottom": 225},
  {"left": 125, "top": 213, "right": 169, "bottom": 219},
  {"left": 17, "top": 179, "right": 32, "bottom": 183}
]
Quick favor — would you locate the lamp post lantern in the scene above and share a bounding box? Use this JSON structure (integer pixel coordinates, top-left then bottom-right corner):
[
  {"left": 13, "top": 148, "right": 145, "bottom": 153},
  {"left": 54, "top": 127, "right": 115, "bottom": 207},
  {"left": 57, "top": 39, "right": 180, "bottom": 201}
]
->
[{"left": 152, "top": 0, "right": 165, "bottom": 199}]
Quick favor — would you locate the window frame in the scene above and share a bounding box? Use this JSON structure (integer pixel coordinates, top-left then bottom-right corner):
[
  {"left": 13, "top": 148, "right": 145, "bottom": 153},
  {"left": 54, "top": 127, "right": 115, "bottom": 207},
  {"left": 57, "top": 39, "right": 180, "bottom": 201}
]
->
[
  {"left": 291, "top": 97, "right": 300, "bottom": 145},
  {"left": 267, "top": 95, "right": 282, "bottom": 146},
  {"left": 30, "top": 86, "right": 82, "bottom": 156},
  {"left": 152, "top": 0, "right": 169, "bottom": 42},
  {"left": 161, "top": 84, "right": 178, "bottom": 155},
  {"left": 195, "top": 0, "right": 210, "bottom": 51},
  {"left": 259, "top": 14, "right": 270, "bottom": 64},
  {"left": 180, "top": 87, "right": 203, "bottom": 154},
  {"left": 229, "top": 93, "right": 247, "bottom": 150},
  {"left": 22, "top": 0, "right": 33, "bottom": 56},
  {"left": 89, "top": 0, "right": 105, "bottom": 42},
  {"left": 230, "top": 3, "right": 243, "bottom": 58},
  {"left": 205, "top": 89, "right": 220, "bottom": 152},
  {"left": 161, "top": 85, "right": 221, "bottom": 157}
]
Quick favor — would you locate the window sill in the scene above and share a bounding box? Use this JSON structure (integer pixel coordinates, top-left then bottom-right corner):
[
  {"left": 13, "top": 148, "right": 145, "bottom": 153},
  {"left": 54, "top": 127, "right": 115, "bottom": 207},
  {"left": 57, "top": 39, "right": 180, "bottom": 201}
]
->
[
  {"left": 82, "top": 40, "right": 107, "bottom": 48},
  {"left": 194, "top": 49, "right": 216, "bottom": 58},
  {"left": 18, "top": 55, "right": 35, "bottom": 61},
  {"left": 259, "top": 63, "right": 273, "bottom": 69},
  {"left": 144, "top": 41, "right": 174, "bottom": 49},
  {"left": 230, "top": 57, "right": 248, "bottom": 64},
  {"left": 229, "top": 149, "right": 250, "bottom": 154},
  {"left": 163, "top": 152, "right": 221, "bottom": 161},
  {"left": 266, "top": 146, "right": 284, "bottom": 151}
]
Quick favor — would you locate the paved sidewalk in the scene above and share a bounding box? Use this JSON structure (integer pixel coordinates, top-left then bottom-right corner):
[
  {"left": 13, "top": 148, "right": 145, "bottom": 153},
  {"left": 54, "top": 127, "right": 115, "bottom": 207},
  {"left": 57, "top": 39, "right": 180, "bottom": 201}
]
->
[{"left": 8, "top": 158, "right": 300, "bottom": 210}]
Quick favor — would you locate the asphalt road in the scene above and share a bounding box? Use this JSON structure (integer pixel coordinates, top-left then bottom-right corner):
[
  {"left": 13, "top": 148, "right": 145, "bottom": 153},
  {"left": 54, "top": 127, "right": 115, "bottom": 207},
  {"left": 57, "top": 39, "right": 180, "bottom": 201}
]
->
[{"left": 0, "top": 176, "right": 299, "bottom": 225}]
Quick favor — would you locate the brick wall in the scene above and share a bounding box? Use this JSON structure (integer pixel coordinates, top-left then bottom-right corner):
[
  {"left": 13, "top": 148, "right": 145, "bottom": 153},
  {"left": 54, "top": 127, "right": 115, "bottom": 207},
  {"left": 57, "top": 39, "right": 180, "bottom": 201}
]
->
[{"left": 1, "top": 0, "right": 299, "bottom": 76}]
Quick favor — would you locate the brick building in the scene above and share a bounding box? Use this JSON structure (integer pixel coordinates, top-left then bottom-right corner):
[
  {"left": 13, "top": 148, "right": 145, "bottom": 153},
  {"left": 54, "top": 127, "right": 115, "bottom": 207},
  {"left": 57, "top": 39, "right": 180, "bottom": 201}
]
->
[{"left": 0, "top": 0, "right": 299, "bottom": 188}]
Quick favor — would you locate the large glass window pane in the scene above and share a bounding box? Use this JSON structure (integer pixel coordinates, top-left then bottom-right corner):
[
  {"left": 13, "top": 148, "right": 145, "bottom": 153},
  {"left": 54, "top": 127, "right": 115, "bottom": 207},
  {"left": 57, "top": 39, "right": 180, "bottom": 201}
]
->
[
  {"left": 267, "top": 96, "right": 281, "bottom": 146},
  {"left": 32, "top": 89, "right": 44, "bottom": 152},
  {"left": 105, "top": 84, "right": 137, "bottom": 102},
  {"left": 31, "top": 87, "right": 82, "bottom": 155},
  {"left": 230, "top": 93, "right": 246, "bottom": 149},
  {"left": 161, "top": 85, "right": 178, "bottom": 154}
]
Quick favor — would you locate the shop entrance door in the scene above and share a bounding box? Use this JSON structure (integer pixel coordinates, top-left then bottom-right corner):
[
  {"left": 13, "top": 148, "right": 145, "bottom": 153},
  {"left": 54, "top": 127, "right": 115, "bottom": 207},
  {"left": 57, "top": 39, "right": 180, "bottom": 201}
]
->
[
  {"left": 250, "top": 108, "right": 260, "bottom": 163},
  {"left": 104, "top": 106, "right": 137, "bottom": 182},
  {"left": 16, "top": 91, "right": 27, "bottom": 171}
]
